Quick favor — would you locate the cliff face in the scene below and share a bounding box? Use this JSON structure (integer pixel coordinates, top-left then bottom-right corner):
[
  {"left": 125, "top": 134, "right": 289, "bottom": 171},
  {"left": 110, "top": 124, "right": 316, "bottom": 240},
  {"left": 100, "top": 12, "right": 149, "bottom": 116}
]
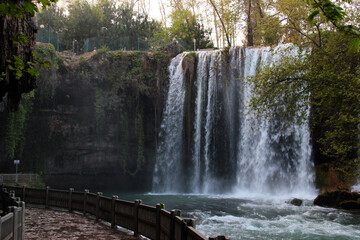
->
[{"left": 0, "top": 44, "right": 180, "bottom": 191}]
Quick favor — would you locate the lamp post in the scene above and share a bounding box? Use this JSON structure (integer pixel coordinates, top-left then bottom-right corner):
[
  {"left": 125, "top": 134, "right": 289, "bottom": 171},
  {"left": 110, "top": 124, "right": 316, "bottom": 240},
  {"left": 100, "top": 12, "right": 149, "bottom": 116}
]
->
[
  {"left": 195, "top": 24, "right": 201, "bottom": 50},
  {"left": 73, "top": 39, "right": 77, "bottom": 54},
  {"left": 229, "top": 32, "right": 233, "bottom": 47},
  {"left": 40, "top": 24, "right": 45, "bottom": 42}
]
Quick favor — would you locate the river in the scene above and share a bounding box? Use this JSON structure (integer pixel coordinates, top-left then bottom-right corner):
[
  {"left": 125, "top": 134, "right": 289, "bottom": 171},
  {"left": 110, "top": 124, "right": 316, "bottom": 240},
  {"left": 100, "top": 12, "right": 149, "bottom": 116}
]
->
[{"left": 107, "top": 192, "right": 360, "bottom": 240}]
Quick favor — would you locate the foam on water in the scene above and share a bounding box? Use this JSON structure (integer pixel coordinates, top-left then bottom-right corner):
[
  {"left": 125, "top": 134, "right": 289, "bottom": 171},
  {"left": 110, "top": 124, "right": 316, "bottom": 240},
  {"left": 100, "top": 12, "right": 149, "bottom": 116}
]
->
[
  {"left": 194, "top": 202, "right": 360, "bottom": 240},
  {"left": 112, "top": 192, "right": 360, "bottom": 240}
]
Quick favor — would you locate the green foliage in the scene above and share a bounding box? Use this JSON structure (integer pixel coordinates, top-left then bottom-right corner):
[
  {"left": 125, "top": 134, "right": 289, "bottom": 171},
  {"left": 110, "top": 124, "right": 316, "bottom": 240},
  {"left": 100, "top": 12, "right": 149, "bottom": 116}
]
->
[
  {"left": 35, "top": 43, "right": 63, "bottom": 103},
  {"left": 306, "top": 0, "right": 347, "bottom": 24},
  {"left": 11, "top": 33, "right": 29, "bottom": 45},
  {"left": 0, "top": 0, "right": 57, "bottom": 18},
  {"left": 36, "top": 0, "right": 161, "bottom": 53},
  {"left": 63, "top": 0, "right": 102, "bottom": 52},
  {"left": 85, "top": 50, "right": 168, "bottom": 176},
  {"left": 305, "top": 0, "right": 360, "bottom": 52},
  {"left": 93, "top": 51, "right": 150, "bottom": 127},
  {"left": 0, "top": 1, "right": 57, "bottom": 100},
  {"left": 247, "top": 46, "right": 311, "bottom": 125},
  {"left": 186, "top": 52, "right": 196, "bottom": 58},
  {"left": 247, "top": 33, "right": 360, "bottom": 180},
  {"left": 168, "top": 8, "right": 213, "bottom": 50},
  {"left": 349, "top": 38, "right": 360, "bottom": 53},
  {"left": 135, "top": 109, "right": 145, "bottom": 176},
  {"left": 4, "top": 91, "right": 35, "bottom": 159},
  {"left": 6, "top": 54, "right": 43, "bottom": 80},
  {"left": 92, "top": 45, "right": 110, "bottom": 61},
  {"left": 36, "top": 43, "right": 62, "bottom": 68}
]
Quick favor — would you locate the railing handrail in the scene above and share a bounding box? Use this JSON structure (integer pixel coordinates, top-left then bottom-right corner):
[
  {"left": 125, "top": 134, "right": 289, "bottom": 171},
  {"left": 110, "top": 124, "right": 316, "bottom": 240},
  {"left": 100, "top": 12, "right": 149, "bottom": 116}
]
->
[
  {"left": 0, "top": 187, "right": 25, "bottom": 240},
  {"left": 2, "top": 185, "right": 229, "bottom": 240}
]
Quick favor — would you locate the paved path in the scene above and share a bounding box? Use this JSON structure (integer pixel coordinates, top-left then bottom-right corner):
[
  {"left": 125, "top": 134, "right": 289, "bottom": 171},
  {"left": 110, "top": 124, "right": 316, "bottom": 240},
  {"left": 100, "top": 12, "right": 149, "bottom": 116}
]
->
[{"left": 25, "top": 207, "right": 143, "bottom": 240}]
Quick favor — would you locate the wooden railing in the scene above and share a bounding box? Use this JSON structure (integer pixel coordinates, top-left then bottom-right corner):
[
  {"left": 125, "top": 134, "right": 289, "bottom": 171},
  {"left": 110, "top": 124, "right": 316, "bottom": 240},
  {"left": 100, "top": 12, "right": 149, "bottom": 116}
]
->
[
  {"left": 0, "top": 174, "right": 38, "bottom": 184},
  {"left": 0, "top": 189, "right": 25, "bottom": 240},
  {"left": 3, "top": 185, "right": 229, "bottom": 240}
]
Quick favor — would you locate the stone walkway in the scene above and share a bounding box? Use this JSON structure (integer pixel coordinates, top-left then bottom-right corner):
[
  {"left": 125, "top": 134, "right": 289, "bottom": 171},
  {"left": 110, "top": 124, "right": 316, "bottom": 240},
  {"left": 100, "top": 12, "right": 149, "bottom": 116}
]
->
[{"left": 25, "top": 207, "right": 143, "bottom": 240}]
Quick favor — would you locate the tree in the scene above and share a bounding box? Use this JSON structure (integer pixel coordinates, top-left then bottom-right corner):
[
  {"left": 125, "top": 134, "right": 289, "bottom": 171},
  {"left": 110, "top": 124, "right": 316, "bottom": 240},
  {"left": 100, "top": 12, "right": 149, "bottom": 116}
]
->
[
  {"left": 247, "top": 0, "right": 360, "bottom": 184},
  {"left": 62, "top": 0, "right": 102, "bottom": 54},
  {"left": 36, "top": 5, "right": 66, "bottom": 50},
  {"left": 166, "top": 3, "right": 213, "bottom": 50},
  {"left": 0, "top": 0, "right": 56, "bottom": 112},
  {"left": 207, "top": 0, "right": 231, "bottom": 47}
]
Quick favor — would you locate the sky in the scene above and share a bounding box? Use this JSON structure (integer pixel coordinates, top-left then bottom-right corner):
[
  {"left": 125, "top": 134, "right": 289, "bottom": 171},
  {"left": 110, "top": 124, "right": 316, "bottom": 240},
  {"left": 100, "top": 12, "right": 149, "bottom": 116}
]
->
[{"left": 56, "top": 0, "right": 164, "bottom": 21}]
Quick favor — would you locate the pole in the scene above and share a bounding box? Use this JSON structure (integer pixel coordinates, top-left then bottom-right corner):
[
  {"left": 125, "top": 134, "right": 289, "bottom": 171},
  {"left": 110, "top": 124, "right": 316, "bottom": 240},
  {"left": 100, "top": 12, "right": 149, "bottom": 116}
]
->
[
  {"left": 15, "top": 164, "right": 18, "bottom": 183},
  {"left": 48, "top": 25, "right": 50, "bottom": 43}
]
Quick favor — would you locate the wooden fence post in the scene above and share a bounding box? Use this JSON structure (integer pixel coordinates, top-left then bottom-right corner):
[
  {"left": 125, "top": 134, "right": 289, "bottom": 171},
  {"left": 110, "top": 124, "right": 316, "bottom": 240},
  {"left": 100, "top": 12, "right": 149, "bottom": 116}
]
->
[
  {"left": 22, "top": 186, "right": 26, "bottom": 202},
  {"left": 0, "top": 214, "right": 2, "bottom": 240},
  {"left": 45, "top": 186, "right": 50, "bottom": 209},
  {"left": 69, "top": 188, "right": 74, "bottom": 212},
  {"left": 181, "top": 218, "right": 195, "bottom": 240},
  {"left": 96, "top": 192, "right": 102, "bottom": 221},
  {"left": 111, "top": 195, "right": 118, "bottom": 228},
  {"left": 170, "top": 209, "right": 181, "bottom": 240},
  {"left": 20, "top": 201, "right": 25, "bottom": 240},
  {"left": 134, "top": 199, "right": 142, "bottom": 237},
  {"left": 9, "top": 190, "right": 15, "bottom": 198},
  {"left": 209, "top": 236, "right": 230, "bottom": 240},
  {"left": 83, "top": 189, "right": 89, "bottom": 215},
  {"left": 156, "top": 203, "right": 165, "bottom": 240},
  {"left": 9, "top": 206, "right": 18, "bottom": 240},
  {"left": 181, "top": 219, "right": 187, "bottom": 240}
]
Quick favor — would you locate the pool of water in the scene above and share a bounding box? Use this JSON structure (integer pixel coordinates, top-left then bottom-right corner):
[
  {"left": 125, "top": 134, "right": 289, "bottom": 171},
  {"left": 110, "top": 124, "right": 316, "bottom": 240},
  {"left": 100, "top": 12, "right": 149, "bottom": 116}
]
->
[{"left": 106, "top": 192, "right": 360, "bottom": 240}]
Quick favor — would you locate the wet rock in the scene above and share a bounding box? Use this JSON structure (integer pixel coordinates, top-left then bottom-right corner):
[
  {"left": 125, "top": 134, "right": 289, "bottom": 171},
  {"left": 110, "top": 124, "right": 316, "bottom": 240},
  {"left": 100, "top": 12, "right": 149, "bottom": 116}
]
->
[
  {"left": 339, "top": 200, "right": 360, "bottom": 210},
  {"left": 157, "top": 43, "right": 184, "bottom": 58},
  {"left": 314, "top": 190, "right": 360, "bottom": 209},
  {"left": 290, "top": 198, "right": 303, "bottom": 206}
]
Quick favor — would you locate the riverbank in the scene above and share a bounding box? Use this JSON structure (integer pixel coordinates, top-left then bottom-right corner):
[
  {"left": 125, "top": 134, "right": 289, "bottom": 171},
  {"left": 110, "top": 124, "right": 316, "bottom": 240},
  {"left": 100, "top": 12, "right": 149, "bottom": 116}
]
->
[{"left": 25, "top": 207, "right": 142, "bottom": 239}]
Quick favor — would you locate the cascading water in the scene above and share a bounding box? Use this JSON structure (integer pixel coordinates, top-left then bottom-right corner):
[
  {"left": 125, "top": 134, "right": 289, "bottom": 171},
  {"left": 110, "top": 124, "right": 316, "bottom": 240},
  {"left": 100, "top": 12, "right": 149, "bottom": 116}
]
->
[
  {"left": 153, "top": 45, "right": 316, "bottom": 196},
  {"left": 235, "top": 47, "right": 314, "bottom": 196},
  {"left": 152, "top": 53, "right": 187, "bottom": 192}
]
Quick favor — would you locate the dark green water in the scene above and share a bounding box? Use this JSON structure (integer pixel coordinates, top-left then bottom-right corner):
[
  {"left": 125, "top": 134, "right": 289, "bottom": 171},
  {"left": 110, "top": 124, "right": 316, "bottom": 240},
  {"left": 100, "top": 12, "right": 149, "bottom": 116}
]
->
[{"left": 105, "top": 192, "right": 360, "bottom": 240}]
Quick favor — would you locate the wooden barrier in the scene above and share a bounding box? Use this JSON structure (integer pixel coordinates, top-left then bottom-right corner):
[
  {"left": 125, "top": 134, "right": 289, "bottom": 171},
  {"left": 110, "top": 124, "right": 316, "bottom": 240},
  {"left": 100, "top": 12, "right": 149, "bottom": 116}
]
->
[
  {"left": 3, "top": 185, "right": 229, "bottom": 240},
  {"left": 0, "top": 174, "right": 38, "bottom": 184},
  {"left": 0, "top": 188, "right": 25, "bottom": 240}
]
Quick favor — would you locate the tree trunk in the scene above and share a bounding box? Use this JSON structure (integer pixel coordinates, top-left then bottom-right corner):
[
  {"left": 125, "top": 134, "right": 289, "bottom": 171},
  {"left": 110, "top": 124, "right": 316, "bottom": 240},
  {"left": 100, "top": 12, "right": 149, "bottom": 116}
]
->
[
  {"left": 207, "top": 0, "right": 231, "bottom": 47},
  {"left": 0, "top": 0, "right": 37, "bottom": 112},
  {"left": 247, "top": 0, "right": 254, "bottom": 46},
  {"left": 213, "top": 9, "right": 219, "bottom": 48}
]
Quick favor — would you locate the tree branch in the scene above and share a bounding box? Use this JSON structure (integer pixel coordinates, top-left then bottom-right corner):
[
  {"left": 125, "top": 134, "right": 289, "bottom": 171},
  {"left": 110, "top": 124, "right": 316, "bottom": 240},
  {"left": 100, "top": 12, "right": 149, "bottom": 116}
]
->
[{"left": 207, "top": 0, "right": 231, "bottom": 47}]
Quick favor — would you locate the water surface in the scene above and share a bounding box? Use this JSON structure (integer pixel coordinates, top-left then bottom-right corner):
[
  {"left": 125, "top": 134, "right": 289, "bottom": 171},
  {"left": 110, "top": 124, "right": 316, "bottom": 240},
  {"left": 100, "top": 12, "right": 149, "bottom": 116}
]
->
[{"left": 107, "top": 192, "right": 360, "bottom": 240}]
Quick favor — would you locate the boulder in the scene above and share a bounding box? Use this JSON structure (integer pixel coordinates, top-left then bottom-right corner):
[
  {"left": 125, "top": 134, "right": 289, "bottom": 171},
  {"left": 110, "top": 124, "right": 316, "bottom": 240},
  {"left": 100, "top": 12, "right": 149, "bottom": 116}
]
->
[
  {"left": 157, "top": 43, "right": 184, "bottom": 58},
  {"left": 339, "top": 200, "right": 360, "bottom": 210},
  {"left": 314, "top": 190, "right": 360, "bottom": 209},
  {"left": 290, "top": 198, "right": 303, "bottom": 206}
]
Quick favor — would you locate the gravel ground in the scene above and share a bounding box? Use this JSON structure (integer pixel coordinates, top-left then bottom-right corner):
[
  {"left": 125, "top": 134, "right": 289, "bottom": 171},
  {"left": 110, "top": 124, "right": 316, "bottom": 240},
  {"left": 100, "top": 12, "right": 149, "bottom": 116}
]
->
[{"left": 25, "top": 207, "right": 143, "bottom": 240}]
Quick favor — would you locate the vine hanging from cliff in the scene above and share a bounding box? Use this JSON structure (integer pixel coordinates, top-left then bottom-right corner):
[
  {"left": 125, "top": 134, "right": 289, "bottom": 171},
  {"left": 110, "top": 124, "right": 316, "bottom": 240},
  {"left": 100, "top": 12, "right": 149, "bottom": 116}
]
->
[{"left": 4, "top": 91, "right": 34, "bottom": 159}]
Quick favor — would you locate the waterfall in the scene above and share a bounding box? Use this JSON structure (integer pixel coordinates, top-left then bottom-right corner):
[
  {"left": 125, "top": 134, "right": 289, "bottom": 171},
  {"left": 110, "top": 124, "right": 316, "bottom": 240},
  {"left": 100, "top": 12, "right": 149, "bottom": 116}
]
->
[
  {"left": 152, "top": 53, "right": 187, "bottom": 192},
  {"left": 152, "top": 46, "right": 316, "bottom": 196}
]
